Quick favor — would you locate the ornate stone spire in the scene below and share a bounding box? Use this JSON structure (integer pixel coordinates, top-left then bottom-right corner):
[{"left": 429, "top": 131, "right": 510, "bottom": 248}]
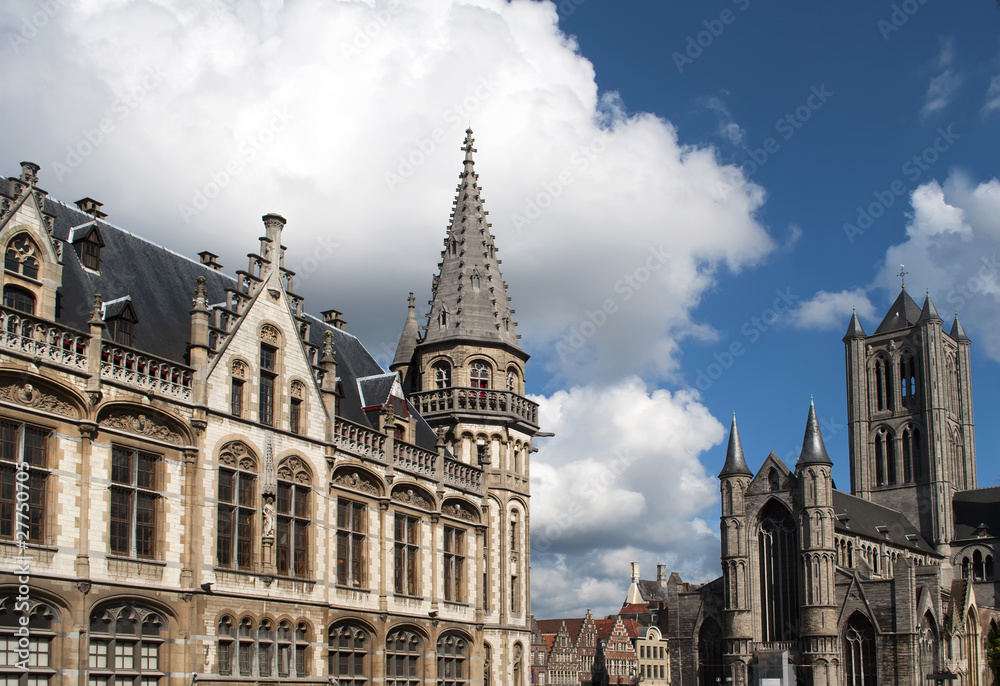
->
[
  {"left": 797, "top": 399, "right": 832, "bottom": 466},
  {"left": 719, "top": 413, "right": 751, "bottom": 477},
  {"left": 950, "top": 313, "right": 969, "bottom": 341},
  {"left": 421, "top": 130, "right": 521, "bottom": 350},
  {"left": 919, "top": 291, "right": 942, "bottom": 322},
  {"left": 843, "top": 308, "right": 866, "bottom": 339}
]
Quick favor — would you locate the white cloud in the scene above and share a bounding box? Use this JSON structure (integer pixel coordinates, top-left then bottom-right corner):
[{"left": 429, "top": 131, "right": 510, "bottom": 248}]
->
[
  {"left": 790, "top": 288, "right": 877, "bottom": 330},
  {"left": 872, "top": 174, "right": 1000, "bottom": 359},
  {"left": 528, "top": 377, "right": 723, "bottom": 617},
  {"left": 921, "top": 37, "right": 961, "bottom": 118},
  {"left": 0, "top": 0, "right": 777, "bottom": 619}
]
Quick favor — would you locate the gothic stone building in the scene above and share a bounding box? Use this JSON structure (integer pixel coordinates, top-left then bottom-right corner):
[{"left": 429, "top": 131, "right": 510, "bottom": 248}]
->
[
  {"left": 0, "top": 130, "right": 538, "bottom": 686},
  {"left": 667, "top": 290, "right": 1000, "bottom": 686}
]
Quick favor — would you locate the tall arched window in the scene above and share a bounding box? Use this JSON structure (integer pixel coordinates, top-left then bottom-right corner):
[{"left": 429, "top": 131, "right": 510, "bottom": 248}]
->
[
  {"left": 874, "top": 427, "right": 895, "bottom": 486},
  {"left": 88, "top": 603, "right": 165, "bottom": 686},
  {"left": 1, "top": 597, "right": 57, "bottom": 686},
  {"left": 218, "top": 616, "right": 235, "bottom": 676},
  {"left": 872, "top": 356, "right": 893, "bottom": 412},
  {"left": 902, "top": 425, "right": 920, "bottom": 483},
  {"left": 386, "top": 629, "right": 422, "bottom": 686},
  {"left": 918, "top": 613, "right": 939, "bottom": 681},
  {"left": 965, "top": 611, "right": 981, "bottom": 686},
  {"left": 470, "top": 361, "right": 490, "bottom": 389},
  {"left": 767, "top": 469, "right": 780, "bottom": 492},
  {"left": 276, "top": 457, "right": 311, "bottom": 578},
  {"left": 4, "top": 235, "right": 39, "bottom": 279},
  {"left": 2, "top": 285, "right": 35, "bottom": 315},
  {"left": 437, "top": 632, "right": 468, "bottom": 686},
  {"left": 506, "top": 367, "right": 519, "bottom": 393},
  {"left": 899, "top": 352, "right": 917, "bottom": 408},
  {"left": 434, "top": 362, "right": 452, "bottom": 389},
  {"left": 329, "top": 623, "right": 369, "bottom": 685},
  {"left": 217, "top": 442, "right": 258, "bottom": 570},
  {"left": 758, "top": 500, "right": 799, "bottom": 642},
  {"left": 843, "top": 612, "right": 877, "bottom": 686},
  {"left": 698, "top": 619, "right": 723, "bottom": 686}
]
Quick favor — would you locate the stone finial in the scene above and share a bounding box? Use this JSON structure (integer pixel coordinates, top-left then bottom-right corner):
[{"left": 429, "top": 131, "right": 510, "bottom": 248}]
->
[
  {"left": 193, "top": 276, "right": 208, "bottom": 309},
  {"left": 89, "top": 294, "right": 104, "bottom": 325},
  {"left": 322, "top": 330, "right": 335, "bottom": 363},
  {"left": 19, "top": 162, "right": 39, "bottom": 186},
  {"left": 262, "top": 213, "right": 286, "bottom": 247}
]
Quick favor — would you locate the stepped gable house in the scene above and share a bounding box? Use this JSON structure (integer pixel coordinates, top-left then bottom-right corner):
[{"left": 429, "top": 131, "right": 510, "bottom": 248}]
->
[
  {"left": 667, "top": 289, "right": 1000, "bottom": 686},
  {"left": 0, "top": 130, "right": 538, "bottom": 686}
]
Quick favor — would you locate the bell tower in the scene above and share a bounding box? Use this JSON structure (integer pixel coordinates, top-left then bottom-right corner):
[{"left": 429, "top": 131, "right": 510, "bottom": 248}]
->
[
  {"left": 391, "top": 130, "right": 539, "bottom": 677},
  {"left": 844, "top": 286, "right": 975, "bottom": 548}
]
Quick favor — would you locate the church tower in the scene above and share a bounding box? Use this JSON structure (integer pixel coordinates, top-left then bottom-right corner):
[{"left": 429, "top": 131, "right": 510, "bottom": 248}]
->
[
  {"left": 718, "top": 416, "right": 753, "bottom": 686},
  {"left": 391, "top": 130, "right": 539, "bottom": 679},
  {"left": 844, "top": 287, "right": 975, "bottom": 549},
  {"left": 794, "top": 402, "right": 839, "bottom": 686}
]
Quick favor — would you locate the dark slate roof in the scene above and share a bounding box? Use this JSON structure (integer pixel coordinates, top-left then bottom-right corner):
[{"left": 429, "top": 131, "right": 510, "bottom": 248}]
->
[
  {"left": 719, "top": 415, "right": 752, "bottom": 477},
  {"left": 636, "top": 579, "right": 669, "bottom": 602},
  {"left": 843, "top": 310, "right": 866, "bottom": 339},
  {"left": 875, "top": 289, "right": 922, "bottom": 334},
  {"left": 832, "top": 490, "right": 939, "bottom": 556},
  {"left": 952, "top": 486, "right": 1000, "bottom": 541},
  {"left": 919, "top": 293, "right": 942, "bottom": 322},
  {"left": 357, "top": 373, "right": 398, "bottom": 410},
  {"left": 12, "top": 180, "right": 441, "bottom": 453},
  {"left": 950, "top": 315, "right": 969, "bottom": 342},
  {"left": 391, "top": 295, "right": 420, "bottom": 369},
  {"left": 797, "top": 400, "right": 832, "bottom": 466}
]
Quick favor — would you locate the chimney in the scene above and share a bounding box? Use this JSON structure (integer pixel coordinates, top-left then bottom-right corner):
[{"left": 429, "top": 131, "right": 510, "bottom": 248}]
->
[
  {"left": 75, "top": 197, "right": 107, "bottom": 219},
  {"left": 322, "top": 309, "right": 347, "bottom": 331},
  {"left": 657, "top": 564, "right": 666, "bottom": 583},
  {"left": 198, "top": 251, "right": 224, "bottom": 270},
  {"left": 630, "top": 562, "right": 640, "bottom": 583}
]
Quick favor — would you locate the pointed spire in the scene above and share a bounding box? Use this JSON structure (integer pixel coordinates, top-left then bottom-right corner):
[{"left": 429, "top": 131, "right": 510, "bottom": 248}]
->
[
  {"left": 843, "top": 308, "right": 866, "bottom": 339},
  {"left": 719, "top": 413, "right": 752, "bottom": 477},
  {"left": 421, "top": 131, "right": 522, "bottom": 351},
  {"left": 950, "top": 313, "right": 969, "bottom": 341},
  {"left": 391, "top": 292, "right": 421, "bottom": 369},
  {"left": 875, "top": 288, "right": 922, "bottom": 334},
  {"left": 919, "top": 291, "right": 942, "bottom": 322},
  {"left": 798, "top": 399, "right": 832, "bottom": 466}
]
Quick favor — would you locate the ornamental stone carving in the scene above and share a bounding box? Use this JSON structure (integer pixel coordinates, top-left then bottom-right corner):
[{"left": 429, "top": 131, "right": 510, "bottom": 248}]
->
[
  {"left": 332, "top": 469, "right": 381, "bottom": 497},
  {"left": 391, "top": 486, "right": 432, "bottom": 510},
  {"left": 290, "top": 380, "right": 305, "bottom": 399},
  {"left": 0, "top": 382, "right": 77, "bottom": 418},
  {"left": 218, "top": 441, "right": 258, "bottom": 471},
  {"left": 231, "top": 360, "right": 248, "bottom": 378},
  {"left": 442, "top": 501, "right": 478, "bottom": 523},
  {"left": 99, "top": 410, "right": 181, "bottom": 445},
  {"left": 260, "top": 324, "right": 279, "bottom": 344},
  {"left": 277, "top": 456, "right": 311, "bottom": 484}
]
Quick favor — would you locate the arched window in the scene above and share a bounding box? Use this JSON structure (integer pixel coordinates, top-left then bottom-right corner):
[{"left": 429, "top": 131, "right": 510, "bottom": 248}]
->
[
  {"left": 757, "top": 500, "right": 798, "bottom": 642},
  {"left": 506, "top": 367, "right": 519, "bottom": 393},
  {"left": 2, "top": 285, "right": 35, "bottom": 315},
  {"left": 276, "top": 458, "right": 311, "bottom": 578},
  {"left": 899, "top": 352, "right": 917, "bottom": 408},
  {"left": 217, "top": 442, "right": 258, "bottom": 570},
  {"left": 437, "top": 632, "right": 468, "bottom": 686},
  {"left": 470, "top": 361, "right": 490, "bottom": 389},
  {"left": 329, "top": 623, "right": 369, "bottom": 685},
  {"left": 231, "top": 360, "right": 248, "bottom": 417},
  {"left": 259, "top": 333, "right": 278, "bottom": 426},
  {"left": 386, "top": 629, "right": 422, "bottom": 686},
  {"left": 918, "top": 613, "right": 939, "bottom": 680},
  {"left": 843, "top": 612, "right": 877, "bottom": 686},
  {"left": 723, "top": 482, "right": 733, "bottom": 515},
  {"left": 471, "top": 272, "right": 481, "bottom": 290},
  {"left": 767, "top": 469, "right": 779, "bottom": 492},
  {"left": 1, "top": 597, "right": 57, "bottom": 686},
  {"left": 257, "top": 620, "right": 275, "bottom": 678},
  {"left": 4, "top": 235, "right": 39, "bottom": 279},
  {"left": 510, "top": 510, "right": 521, "bottom": 614},
  {"left": 973, "top": 550, "right": 985, "bottom": 581},
  {"left": 902, "top": 425, "right": 920, "bottom": 483},
  {"left": 439, "top": 308, "right": 448, "bottom": 328},
  {"left": 698, "top": 619, "right": 723, "bottom": 686},
  {"left": 0, "top": 419, "right": 49, "bottom": 544},
  {"left": 434, "top": 361, "right": 452, "bottom": 389},
  {"left": 442, "top": 525, "right": 466, "bottom": 603},
  {"left": 872, "top": 356, "right": 893, "bottom": 412},
  {"left": 89, "top": 603, "right": 165, "bottom": 686},
  {"left": 218, "top": 616, "right": 235, "bottom": 675},
  {"left": 874, "top": 427, "right": 895, "bottom": 486},
  {"left": 987, "top": 554, "right": 995, "bottom": 580},
  {"left": 965, "top": 610, "right": 981, "bottom": 686}
]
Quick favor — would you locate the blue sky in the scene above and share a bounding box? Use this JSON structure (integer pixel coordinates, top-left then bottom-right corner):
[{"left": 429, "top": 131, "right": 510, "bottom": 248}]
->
[{"left": 2, "top": 0, "right": 999, "bottom": 619}]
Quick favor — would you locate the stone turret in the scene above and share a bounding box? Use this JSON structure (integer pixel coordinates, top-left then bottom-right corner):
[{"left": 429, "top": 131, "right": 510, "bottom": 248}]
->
[{"left": 719, "top": 415, "right": 753, "bottom": 683}]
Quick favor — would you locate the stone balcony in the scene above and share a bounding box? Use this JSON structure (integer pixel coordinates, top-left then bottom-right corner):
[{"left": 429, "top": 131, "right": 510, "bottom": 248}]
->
[{"left": 410, "top": 386, "right": 539, "bottom": 432}]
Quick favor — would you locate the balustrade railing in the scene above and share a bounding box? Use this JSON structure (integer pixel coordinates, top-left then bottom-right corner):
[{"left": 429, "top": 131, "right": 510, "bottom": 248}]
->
[
  {"left": 0, "top": 308, "right": 89, "bottom": 370},
  {"left": 393, "top": 441, "right": 435, "bottom": 477},
  {"left": 411, "top": 387, "right": 538, "bottom": 427},
  {"left": 333, "top": 418, "right": 387, "bottom": 461},
  {"left": 443, "top": 456, "right": 482, "bottom": 494},
  {"left": 100, "top": 344, "right": 193, "bottom": 401}
]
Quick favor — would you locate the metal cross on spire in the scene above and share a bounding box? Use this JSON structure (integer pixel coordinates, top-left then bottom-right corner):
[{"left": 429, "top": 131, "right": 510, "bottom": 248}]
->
[{"left": 898, "top": 264, "right": 908, "bottom": 289}]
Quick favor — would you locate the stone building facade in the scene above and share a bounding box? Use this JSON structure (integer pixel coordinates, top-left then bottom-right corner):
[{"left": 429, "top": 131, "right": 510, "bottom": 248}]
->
[
  {"left": 667, "top": 290, "right": 1000, "bottom": 686},
  {"left": 0, "top": 130, "right": 538, "bottom": 686}
]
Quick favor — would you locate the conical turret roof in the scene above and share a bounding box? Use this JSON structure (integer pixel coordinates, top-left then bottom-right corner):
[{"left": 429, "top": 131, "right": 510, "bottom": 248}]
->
[
  {"left": 422, "top": 130, "right": 522, "bottom": 351},
  {"left": 875, "top": 288, "right": 922, "bottom": 334},
  {"left": 719, "top": 414, "right": 752, "bottom": 477},
  {"left": 950, "top": 314, "right": 969, "bottom": 342},
  {"left": 797, "top": 399, "right": 832, "bottom": 466},
  {"left": 391, "top": 293, "right": 420, "bottom": 369},
  {"left": 919, "top": 292, "right": 942, "bottom": 322},
  {"left": 843, "top": 308, "right": 866, "bottom": 339}
]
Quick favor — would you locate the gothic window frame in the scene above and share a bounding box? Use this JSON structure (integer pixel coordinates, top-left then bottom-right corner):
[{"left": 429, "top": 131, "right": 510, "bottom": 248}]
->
[
  {"left": 757, "top": 499, "right": 799, "bottom": 643},
  {"left": 442, "top": 525, "right": 466, "bottom": 603},
  {"left": 433, "top": 361, "right": 452, "bottom": 389},
  {"left": 0, "top": 597, "right": 57, "bottom": 686},
  {"left": 899, "top": 350, "right": 918, "bottom": 408},
  {"left": 394, "top": 512, "right": 421, "bottom": 597},
  {"left": 4, "top": 234, "right": 40, "bottom": 280},
  {"left": 289, "top": 380, "right": 305, "bottom": 435},
  {"left": 2, "top": 285, "right": 35, "bottom": 315},
  {"left": 385, "top": 628, "right": 423, "bottom": 686},
  {"left": 436, "top": 632, "right": 469, "bottom": 686},
  {"left": 109, "top": 444, "right": 161, "bottom": 560},
  {"left": 217, "top": 442, "right": 258, "bottom": 571},
  {"left": 873, "top": 426, "right": 895, "bottom": 487},
  {"left": 230, "top": 360, "right": 248, "bottom": 418},
  {"left": 506, "top": 366, "right": 519, "bottom": 393},
  {"left": 336, "top": 498, "right": 367, "bottom": 589},
  {"left": 217, "top": 616, "right": 235, "bottom": 676},
  {"left": 843, "top": 612, "right": 877, "bottom": 686},
  {"left": 259, "top": 339, "right": 278, "bottom": 427},
  {"left": 510, "top": 509, "right": 521, "bottom": 614},
  {"left": 87, "top": 602, "right": 165, "bottom": 686},
  {"left": 276, "top": 457, "right": 312, "bottom": 578},
  {"left": 0, "top": 418, "right": 50, "bottom": 544},
  {"left": 328, "top": 622, "right": 369, "bottom": 685},
  {"left": 871, "top": 354, "right": 894, "bottom": 413},
  {"left": 901, "top": 424, "right": 920, "bottom": 483},
  {"left": 469, "top": 360, "right": 491, "bottom": 390}
]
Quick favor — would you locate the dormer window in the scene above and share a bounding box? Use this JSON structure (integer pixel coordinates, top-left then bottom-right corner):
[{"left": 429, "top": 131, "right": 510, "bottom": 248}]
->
[
  {"left": 70, "top": 225, "right": 105, "bottom": 272},
  {"left": 4, "top": 234, "right": 39, "bottom": 279},
  {"left": 103, "top": 297, "right": 138, "bottom": 348},
  {"left": 108, "top": 316, "right": 133, "bottom": 346}
]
